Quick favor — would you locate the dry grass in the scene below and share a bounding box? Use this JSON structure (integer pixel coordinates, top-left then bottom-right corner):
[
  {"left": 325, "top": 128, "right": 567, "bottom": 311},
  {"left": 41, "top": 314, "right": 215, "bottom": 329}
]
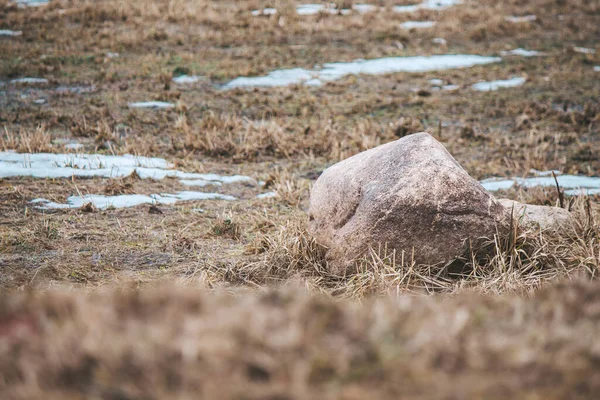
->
[
  {"left": 0, "top": 0, "right": 599, "bottom": 396},
  {"left": 2, "top": 279, "right": 600, "bottom": 399},
  {"left": 215, "top": 195, "right": 599, "bottom": 298},
  {"left": 0, "top": 125, "right": 52, "bottom": 153}
]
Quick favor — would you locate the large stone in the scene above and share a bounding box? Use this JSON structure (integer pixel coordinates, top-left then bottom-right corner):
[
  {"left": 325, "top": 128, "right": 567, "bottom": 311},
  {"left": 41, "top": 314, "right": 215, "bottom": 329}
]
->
[
  {"left": 308, "top": 132, "right": 506, "bottom": 273},
  {"left": 498, "top": 199, "right": 573, "bottom": 231}
]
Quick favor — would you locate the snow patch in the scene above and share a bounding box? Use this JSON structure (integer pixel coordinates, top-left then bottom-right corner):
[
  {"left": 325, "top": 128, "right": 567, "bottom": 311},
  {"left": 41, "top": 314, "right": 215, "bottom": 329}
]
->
[
  {"left": 0, "top": 152, "right": 255, "bottom": 186},
  {"left": 481, "top": 174, "right": 600, "bottom": 194},
  {"left": 129, "top": 101, "right": 175, "bottom": 109},
  {"left": 32, "top": 191, "right": 237, "bottom": 210},
  {"left": 172, "top": 75, "right": 202, "bottom": 84},
  {"left": 251, "top": 7, "right": 277, "bottom": 16},
  {"left": 393, "top": 0, "right": 462, "bottom": 13},
  {"left": 432, "top": 37, "right": 447, "bottom": 45},
  {"left": 400, "top": 21, "right": 436, "bottom": 29},
  {"left": 573, "top": 47, "right": 596, "bottom": 54},
  {"left": 253, "top": 1, "right": 459, "bottom": 16},
  {"left": 505, "top": 15, "right": 536, "bottom": 23},
  {"left": 471, "top": 77, "right": 526, "bottom": 92},
  {"left": 594, "top": 66, "right": 600, "bottom": 72},
  {"left": 565, "top": 188, "right": 600, "bottom": 196},
  {"left": 442, "top": 84, "right": 460, "bottom": 91},
  {"left": 499, "top": 48, "right": 542, "bottom": 57},
  {"left": 14, "top": 0, "right": 49, "bottom": 7},
  {"left": 256, "top": 191, "right": 277, "bottom": 199},
  {"left": 10, "top": 77, "right": 49, "bottom": 84},
  {"left": 352, "top": 4, "right": 379, "bottom": 13},
  {"left": 224, "top": 54, "right": 501, "bottom": 89},
  {"left": 296, "top": 3, "right": 348, "bottom": 15},
  {"left": 0, "top": 30, "right": 22, "bottom": 36}
]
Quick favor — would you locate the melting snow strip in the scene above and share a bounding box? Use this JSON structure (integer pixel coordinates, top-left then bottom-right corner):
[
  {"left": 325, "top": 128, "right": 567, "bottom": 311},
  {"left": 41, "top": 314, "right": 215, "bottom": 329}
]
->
[
  {"left": 442, "top": 84, "right": 460, "bottom": 91},
  {"left": 172, "top": 75, "right": 202, "bottom": 84},
  {"left": 14, "top": 0, "right": 49, "bottom": 7},
  {"left": 594, "top": 66, "right": 600, "bottom": 72},
  {"left": 481, "top": 174, "right": 600, "bottom": 193},
  {"left": 573, "top": 47, "right": 596, "bottom": 54},
  {"left": 224, "top": 54, "right": 501, "bottom": 89},
  {"left": 471, "top": 77, "right": 526, "bottom": 92},
  {"left": 253, "top": 1, "right": 460, "bottom": 16},
  {"left": 0, "top": 151, "right": 255, "bottom": 185},
  {"left": 0, "top": 30, "right": 22, "bottom": 36},
  {"left": 9, "top": 77, "right": 49, "bottom": 84},
  {"left": 256, "top": 192, "right": 277, "bottom": 199},
  {"left": 251, "top": 7, "right": 278, "bottom": 16},
  {"left": 31, "top": 192, "right": 237, "bottom": 210},
  {"left": 499, "top": 48, "right": 542, "bottom": 57},
  {"left": 400, "top": 21, "right": 436, "bottom": 29},
  {"left": 296, "top": 4, "right": 349, "bottom": 15},
  {"left": 129, "top": 101, "right": 175, "bottom": 109},
  {"left": 393, "top": 0, "right": 462, "bottom": 13},
  {"left": 352, "top": 4, "right": 379, "bottom": 13},
  {"left": 565, "top": 188, "right": 600, "bottom": 196},
  {"left": 505, "top": 15, "right": 536, "bottom": 23}
]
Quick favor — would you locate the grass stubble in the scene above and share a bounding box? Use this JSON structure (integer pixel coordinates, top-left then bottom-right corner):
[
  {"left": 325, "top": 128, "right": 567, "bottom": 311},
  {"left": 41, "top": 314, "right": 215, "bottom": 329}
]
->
[{"left": 0, "top": 0, "right": 599, "bottom": 397}]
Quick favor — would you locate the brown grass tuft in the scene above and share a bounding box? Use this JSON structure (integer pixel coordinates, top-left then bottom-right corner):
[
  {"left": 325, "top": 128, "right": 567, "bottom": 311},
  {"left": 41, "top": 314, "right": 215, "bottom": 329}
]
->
[{"left": 1, "top": 125, "right": 52, "bottom": 153}]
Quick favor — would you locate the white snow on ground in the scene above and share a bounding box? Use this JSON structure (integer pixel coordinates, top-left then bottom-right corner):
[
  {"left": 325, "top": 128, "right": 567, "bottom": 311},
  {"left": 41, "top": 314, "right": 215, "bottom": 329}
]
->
[
  {"left": 253, "top": 1, "right": 460, "bottom": 16},
  {"left": 31, "top": 192, "right": 237, "bottom": 210},
  {"left": 106, "top": 52, "right": 119, "bottom": 58},
  {"left": 9, "top": 77, "right": 49, "bottom": 84},
  {"left": 573, "top": 47, "right": 596, "bottom": 54},
  {"left": 565, "top": 188, "right": 600, "bottom": 196},
  {"left": 505, "top": 15, "right": 536, "bottom": 23},
  {"left": 172, "top": 75, "right": 202, "bottom": 84},
  {"left": 14, "top": 0, "right": 49, "bottom": 7},
  {"left": 224, "top": 68, "right": 322, "bottom": 88},
  {"left": 471, "top": 77, "right": 526, "bottom": 92},
  {"left": 481, "top": 174, "right": 600, "bottom": 194},
  {"left": 128, "top": 101, "right": 175, "bottom": 109},
  {"left": 442, "top": 84, "right": 460, "bottom": 91},
  {"left": 432, "top": 37, "right": 447, "bottom": 45},
  {"left": 429, "top": 78, "right": 444, "bottom": 85},
  {"left": 0, "top": 30, "right": 22, "bottom": 36},
  {"left": 400, "top": 21, "right": 436, "bottom": 29},
  {"left": 594, "top": 66, "right": 600, "bottom": 72},
  {"left": 64, "top": 143, "right": 83, "bottom": 150},
  {"left": 224, "top": 54, "right": 501, "bottom": 89},
  {"left": 251, "top": 7, "right": 277, "bottom": 16},
  {"left": 0, "top": 151, "right": 255, "bottom": 185},
  {"left": 256, "top": 192, "right": 277, "bottom": 199},
  {"left": 393, "top": 0, "right": 462, "bottom": 13},
  {"left": 296, "top": 4, "right": 348, "bottom": 15},
  {"left": 352, "top": 4, "right": 379, "bottom": 13},
  {"left": 499, "top": 48, "right": 542, "bottom": 57}
]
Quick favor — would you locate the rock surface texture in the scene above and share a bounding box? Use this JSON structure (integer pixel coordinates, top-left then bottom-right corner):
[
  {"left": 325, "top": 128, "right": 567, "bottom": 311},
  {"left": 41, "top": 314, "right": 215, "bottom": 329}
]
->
[{"left": 308, "top": 132, "right": 506, "bottom": 273}]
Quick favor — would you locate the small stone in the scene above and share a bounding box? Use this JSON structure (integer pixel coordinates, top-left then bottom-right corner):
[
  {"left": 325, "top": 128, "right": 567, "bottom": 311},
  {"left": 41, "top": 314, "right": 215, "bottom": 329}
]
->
[{"left": 498, "top": 199, "right": 573, "bottom": 231}]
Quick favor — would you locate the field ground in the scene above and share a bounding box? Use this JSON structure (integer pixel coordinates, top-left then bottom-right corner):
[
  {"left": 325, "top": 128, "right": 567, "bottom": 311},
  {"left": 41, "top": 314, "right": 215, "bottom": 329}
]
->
[{"left": 0, "top": 0, "right": 599, "bottom": 398}]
